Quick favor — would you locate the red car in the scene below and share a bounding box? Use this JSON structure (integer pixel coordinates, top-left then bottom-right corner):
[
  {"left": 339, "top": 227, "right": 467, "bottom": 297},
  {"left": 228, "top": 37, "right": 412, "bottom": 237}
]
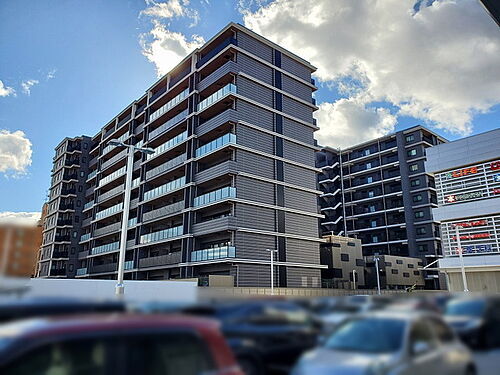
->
[{"left": 0, "top": 314, "right": 243, "bottom": 375}]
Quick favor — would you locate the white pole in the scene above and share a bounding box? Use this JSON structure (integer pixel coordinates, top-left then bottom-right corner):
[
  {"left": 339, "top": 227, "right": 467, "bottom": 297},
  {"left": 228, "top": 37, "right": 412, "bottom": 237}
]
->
[
  {"left": 374, "top": 256, "right": 381, "bottom": 295},
  {"left": 0, "top": 226, "right": 13, "bottom": 277},
  {"left": 455, "top": 225, "right": 469, "bottom": 292},
  {"left": 269, "top": 248, "right": 274, "bottom": 295},
  {"left": 352, "top": 269, "right": 357, "bottom": 290},
  {"left": 115, "top": 146, "right": 134, "bottom": 297}
]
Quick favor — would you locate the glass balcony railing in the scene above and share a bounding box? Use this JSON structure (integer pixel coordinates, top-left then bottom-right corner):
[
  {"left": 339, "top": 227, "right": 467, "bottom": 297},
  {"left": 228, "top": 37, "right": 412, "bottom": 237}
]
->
[
  {"left": 99, "top": 166, "right": 126, "bottom": 187},
  {"left": 91, "top": 241, "right": 120, "bottom": 255},
  {"left": 83, "top": 201, "right": 94, "bottom": 211},
  {"left": 195, "top": 133, "right": 236, "bottom": 158},
  {"left": 95, "top": 202, "right": 123, "bottom": 220},
  {"left": 140, "top": 225, "right": 183, "bottom": 244},
  {"left": 197, "top": 83, "right": 236, "bottom": 112},
  {"left": 87, "top": 169, "right": 98, "bottom": 180},
  {"left": 149, "top": 109, "right": 189, "bottom": 140},
  {"left": 150, "top": 88, "right": 189, "bottom": 122},
  {"left": 190, "top": 246, "right": 236, "bottom": 262},
  {"left": 124, "top": 260, "right": 134, "bottom": 270},
  {"left": 147, "top": 131, "right": 188, "bottom": 160},
  {"left": 193, "top": 186, "right": 236, "bottom": 207},
  {"left": 132, "top": 177, "right": 140, "bottom": 188},
  {"left": 102, "top": 133, "right": 129, "bottom": 155},
  {"left": 143, "top": 176, "right": 186, "bottom": 201},
  {"left": 80, "top": 233, "right": 91, "bottom": 242},
  {"left": 128, "top": 217, "right": 137, "bottom": 227},
  {"left": 76, "top": 267, "right": 88, "bottom": 276}
]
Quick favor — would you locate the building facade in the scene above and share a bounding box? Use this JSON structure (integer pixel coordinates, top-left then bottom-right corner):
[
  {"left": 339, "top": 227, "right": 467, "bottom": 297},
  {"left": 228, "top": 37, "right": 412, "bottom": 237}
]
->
[
  {"left": 426, "top": 129, "right": 500, "bottom": 292},
  {"left": 37, "top": 23, "right": 324, "bottom": 287},
  {"left": 365, "top": 254, "right": 425, "bottom": 290},
  {"left": 320, "top": 235, "right": 365, "bottom": 289},
  {"left": 317, "top": 126, "right": 447, "bottom": 289},
  {"left": 1, "top": 222, "right": 42, "bottom": 278}
]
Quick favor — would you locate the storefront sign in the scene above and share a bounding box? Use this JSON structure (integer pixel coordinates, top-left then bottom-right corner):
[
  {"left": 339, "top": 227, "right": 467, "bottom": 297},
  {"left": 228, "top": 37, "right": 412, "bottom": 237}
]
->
[
  {"left": 493, "top": 174, "right": 500, "bottom": 183},
  {"left": 491, "top": 161, "right": 500, "bottom": 171},
  {"left": 452, "top": 233, "right": 490, "bottom": 240},
  {"left": 493, "top": 188, "right": 500, "bottom": 195},
  {"left": 444, "top": 191, "right": 482, "bottom": 203},
  {"left": 445, "top": 167, "right": 478, "bottom": 179},
  {"left": 453, "top": 220, "right": 488, "bottom": 228},
  {"left": 461, "top": 244, "right": 493, "bottom": 254}
]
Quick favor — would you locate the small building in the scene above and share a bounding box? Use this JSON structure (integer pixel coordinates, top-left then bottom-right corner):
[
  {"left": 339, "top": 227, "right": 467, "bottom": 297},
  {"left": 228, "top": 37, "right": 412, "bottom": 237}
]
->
[
  {"left": 365, "top": 254, "right": 425, "bottom": 290},
  {"left": 320, "top": 235, "right": 365, "bottom": 288}
]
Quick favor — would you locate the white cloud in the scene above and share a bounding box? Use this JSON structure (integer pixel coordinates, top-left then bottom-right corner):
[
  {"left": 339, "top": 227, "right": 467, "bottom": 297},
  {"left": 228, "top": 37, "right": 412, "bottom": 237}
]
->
[
  {"left": 46, "top": 69, "right": 56, "bottom": 80},
  {"left": 21, "top": 79, "right": 39, "bottom": 96},
  {"left": 0, "top": 80, "right": 15, "bottom": 97},
  {"left": 243, "top": 0, "right": 500, "bottom": 147},
  {"left": 139, "top": 0, "right": 204, "bottom": 77},
  {"left": 0, "top": 212, "right": 41, "bottom": 226},
  {"left": 0, "top": 130, "right": 33, "bottom": 177}
]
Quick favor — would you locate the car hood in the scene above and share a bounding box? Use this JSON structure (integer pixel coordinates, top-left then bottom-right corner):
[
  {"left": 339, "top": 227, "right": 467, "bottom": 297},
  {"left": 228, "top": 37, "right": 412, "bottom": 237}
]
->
[
  {"left": 294, "top": 348, "right": 391, "bottom": 375},
  {"left": 319, "top": 313, "right": 350, "bottom": 325},
  {"left": 444, "top": 315, "right": 482, "bottom": 330}
]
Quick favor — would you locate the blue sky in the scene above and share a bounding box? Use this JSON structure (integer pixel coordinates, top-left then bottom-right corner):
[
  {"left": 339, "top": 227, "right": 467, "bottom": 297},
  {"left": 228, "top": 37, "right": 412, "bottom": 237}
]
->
[{"left": 0, "top": 0, "right": 499, "bottom": 214}]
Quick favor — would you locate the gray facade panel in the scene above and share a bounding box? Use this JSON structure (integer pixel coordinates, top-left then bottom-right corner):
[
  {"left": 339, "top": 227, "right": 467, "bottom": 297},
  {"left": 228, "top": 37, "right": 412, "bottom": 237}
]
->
[
  {"left": 236, "top": 124, "right": 274, "bottom": 154},
  {"left": 286, "top": 238, "right": 320, "bottom": 264},
  {"left": 286, "top": 267, "right": 321, "bottom": 288},
  {"left": 234, "top": 232, "right": 276, "bottom": 260},
  {"left": 236, "top": 150, "right": 275, "bottom": 179},
  {"left": 284, "top": 163, "right": 317, "bottom": 189},
  {"left": 282, "top": 75, "right": 312, "bottom": 102},
  {"left": 235, "top": 203, "right": 276, "bottom": 232},
  {"left": 281, "top": 54, "right": 311, "bottom": 82},
  {"left": 236, "top": 100, "right": 274, "bottom": 132},
  {"left": 237, "top": 53, "right": 273, "bottom": 85},
  {"left": 236, "top": 176, "right": 275, "bottom": 206},
  {"left": 285, "top": 212, "right": 318, "bottom": 237},
  {"left": 283, "top": 117, "right": 315, "bottom": 144},
  {"left": 283, "top": 139, "right": 315, "bottom": 166},
  {"left": 282, "top": 96, "right": 313, "bottom": 123},
  {"left": 237, "top": 76, "right": 274, "bottom": 108},
  {"left": 237, "top": 31, "right": 273, "bottom": 63},
  {"left": 284, "top": 187, "right": 317, "bottom": 212}
]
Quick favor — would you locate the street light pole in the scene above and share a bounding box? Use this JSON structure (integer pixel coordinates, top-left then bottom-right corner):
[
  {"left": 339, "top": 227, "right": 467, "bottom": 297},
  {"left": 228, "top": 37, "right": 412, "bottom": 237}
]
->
[
  {"left": 455, "top": 225, "right": 469, "bottom": 292},
  {"left": 108, "top": 140, "right": 153, "bottom": 298},
  {"left": 352, "top": 269, "right": 357, "bottom": 290},
  {"left": 266, "top": 248, "right": 277, "bottom": 295},
  {"left": 374, "top": 254, "right": 381, "bottom": 295}
]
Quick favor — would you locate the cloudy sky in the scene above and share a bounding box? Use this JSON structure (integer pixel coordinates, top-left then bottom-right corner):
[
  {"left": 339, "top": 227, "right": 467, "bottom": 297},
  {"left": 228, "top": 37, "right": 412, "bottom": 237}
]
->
[{"left": 0, "top": 0, "right": 499, "bottom": 218}]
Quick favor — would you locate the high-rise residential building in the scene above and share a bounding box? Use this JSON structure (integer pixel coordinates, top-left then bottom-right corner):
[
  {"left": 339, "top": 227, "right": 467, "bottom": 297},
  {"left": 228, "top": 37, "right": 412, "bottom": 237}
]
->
[
  {"left": 426, "top": 128, "right": 500, "bottom": 292},
  {"left": 37, "top": 23, "right": 324, "bottom": 287},
  {"left": 316, "top": 125, "right": 447, "bottom": 289},
  {"left": 37, "top": 137, "right": 91, "bottom": 278}
]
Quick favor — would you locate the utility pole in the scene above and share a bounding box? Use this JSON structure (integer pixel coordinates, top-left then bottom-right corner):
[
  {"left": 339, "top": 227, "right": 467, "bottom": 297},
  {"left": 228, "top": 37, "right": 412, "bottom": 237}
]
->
[
  {"left": 266, "top": 248, "right": 277, "bottom": 295},
  {"left": 374, "top": 253, "right": 381, "bottom": 295},
  {"left": 352, "top": 269, "right": 357, "bottom": 290},
  {"left": 455, "top": 225, "right": 469, "bottom": 292}
]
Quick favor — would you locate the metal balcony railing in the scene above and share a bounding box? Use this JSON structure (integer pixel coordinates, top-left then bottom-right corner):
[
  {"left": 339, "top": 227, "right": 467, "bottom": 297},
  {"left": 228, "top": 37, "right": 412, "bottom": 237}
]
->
[{"left": 190, "top": 246, "right": 235, "bottom": 262}]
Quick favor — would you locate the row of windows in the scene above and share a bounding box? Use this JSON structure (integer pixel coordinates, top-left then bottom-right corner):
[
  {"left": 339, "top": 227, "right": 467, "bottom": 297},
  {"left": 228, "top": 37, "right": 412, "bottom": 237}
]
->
[{"left": 391, "top": 269, "right": 420, "bottom": 276}]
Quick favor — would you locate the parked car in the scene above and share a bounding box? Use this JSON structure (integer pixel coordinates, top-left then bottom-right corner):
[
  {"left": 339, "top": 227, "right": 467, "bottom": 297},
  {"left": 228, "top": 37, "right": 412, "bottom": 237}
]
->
[
  {"left": 183, "top": 300, "right": 321, "bottom": 375},
  {"left": 291, "top": 311, "right": 476, "bottom": 375},
  {"left": 0, "top": 314, "right": 243, "bottom": 375},
  {"left": 384, "top": 296, "right": 441, "bottom": 313},
  {"left": 444, "top": 296, "right": 500, "bottom": 349},
  {"left": 0, "top": 296, "right": 125, "bottom": 323}
]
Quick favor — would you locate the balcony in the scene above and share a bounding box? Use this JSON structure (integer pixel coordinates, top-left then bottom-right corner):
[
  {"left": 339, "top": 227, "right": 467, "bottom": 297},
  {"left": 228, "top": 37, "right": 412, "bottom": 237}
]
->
[
  {"left": 149, "top": 88, "right": 189, "bottom": 123},
  {"left": 146, "top": 154, "right": 187, "bottom": 180},
  {"left": 192, "top": 216, "right": 237, "bottom": 234},
  {"left": 117, "top": 114, "right": 131, "bottom": 129},
  {"left": 195, "top": 160, "right": 238, "bottom": 184},
  {"left": 130, "top": 198, "right": 139, "bottom": 209},
  {"left": 93, "top": 221, "right": 121, "bottom": 237},
  {"left": 197, "top": 84, "right": 236, "bottom": 113},
  {"left": 80, "top": 233, "right": 91, "bottom": 242},
  {"left": 78, "top": 250, "right": 89, "bottom": 259},
  {"left": 83, "top": 200, "right": 94, "bottom": 211},
  {"left": 101, "top": 149, "right": 127, "bottom": 171},
  {"left": 92, "top": 263, "right": 117, "bottom": 274},
  {"left": 197, "top": 108, "right": 238, "bottom": 136},
  {"left": 139, "top": 252, "right": 181, "bottom": 268},
  {"left": 54, "top": 235, "right": 71, "bottom": 242},
  {"left": 98, "top": 184, "right": 124, "bottom": 203},
  {"left": 146, "top": 131, "right": 188, "bottom": 161},
  {"left": 76, "top": 267, "right": 88, "bottom": 276},
  {"left": 143, "top": 176, "right": 186, "bottom": 201},
  {"left": 98, "top": 166, "right": 126, "bottom": 187},
  {"left": 193, "top": 186, "right": 236, "bottom": 207},
  {"left": 198, "top": 60, "right": 238, "bottom": 92},
  {"left": 149, "top": 109, "right": 189, "bottom": 141},
  {"left": 169, "top": 65, "right": 190, "bottom": 88},
  {"left": 102, "top": 132, "right": 129, "bottom": 154},
  {"left": 196, "top": 37, "right": 237, "bottom": 69},
  {"left": 52, "top": 251, "right": 69, "bottom": 258},
  {"left": 140, "top": 225, "right": 183, "bottom": 245},
  {"left": 190, "top": 246, "right": 236, "bottom": 262},
  {"left": 135, "top": 103, "right": 146, "bottom": 116},
  {"left": 95, "top": 202, "right": 123, "bottom": 220},
  {"left": 195, "top": 133, "right": 236, "bottom": 158},
  {"left": 62, "top": 173, "right": 78, "bottom": 181},
  {"left": 142, "top": 201, "right": 184, "bottom": 223},
  {"left": 132, "top": 177, "right": 140, "bottom": 188},
  {"left": 91, "top": 241, "right": 120, "bottom": 255},
  {"left": 82, "top": 217, "right": 92, "bottom": 227}
]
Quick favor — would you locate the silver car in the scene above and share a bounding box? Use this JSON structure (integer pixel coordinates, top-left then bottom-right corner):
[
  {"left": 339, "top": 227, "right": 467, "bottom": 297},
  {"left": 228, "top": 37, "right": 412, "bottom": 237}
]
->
[{"left": 291, "top": 311, "right": 476, "bottom": 375}]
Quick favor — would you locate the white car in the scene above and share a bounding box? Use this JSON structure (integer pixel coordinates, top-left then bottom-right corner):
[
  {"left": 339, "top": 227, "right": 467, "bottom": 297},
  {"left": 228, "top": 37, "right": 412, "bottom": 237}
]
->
[{"left": 292, "top": 311, "right": 476, "bottom": 375}]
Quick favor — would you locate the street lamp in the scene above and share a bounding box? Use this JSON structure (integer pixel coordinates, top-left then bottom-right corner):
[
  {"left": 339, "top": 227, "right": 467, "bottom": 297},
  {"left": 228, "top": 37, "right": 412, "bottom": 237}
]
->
[
  {"left": 107, "top": 139, "right": 154, "bottom": 297},
  {"left": 454, "top": 225, "right": 469, "bottom": 292},
  {"left": 352, "top": 269, "right": 357, "bottom": 290},
  {"left": 373, "top": 253, "right": 381, "bottom": 295},
  {"left": 266, "top": 248, "right": 278, "bottom": 295}
]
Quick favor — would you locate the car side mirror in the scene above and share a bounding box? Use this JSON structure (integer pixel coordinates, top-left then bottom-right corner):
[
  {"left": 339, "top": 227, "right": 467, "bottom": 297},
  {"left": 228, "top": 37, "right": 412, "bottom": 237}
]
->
[{"left": 412, "top": 341, "right": 430, "bottom": 356}]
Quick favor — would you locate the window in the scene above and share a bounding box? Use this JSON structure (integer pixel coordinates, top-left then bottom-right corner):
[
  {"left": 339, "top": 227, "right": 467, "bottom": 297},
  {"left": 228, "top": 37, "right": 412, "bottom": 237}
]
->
[
  {"left": 341, "top": 254, "right": 349, "bottom": 262},
  {"left": 409, "top": 164, "right": 419, "bottom": 172},
  {"left": 366, "top": 162, "right": 372, "bottom": 169},
  {"left": 385, "top": 262, "right": 393, "bottom": 267},
  {"left": 367, "top": 176, "right": 373, "bottom": 183},
  {"left": 356, "top": 259, "right": 365, "bottom": 267},
  {"left": 413, "top": 195, "right": 423, "bottom": 202},
  {"left": 71, "top": 247, "right": 76, "bottom": 254},
  {"left": 347, "top": 242, "right": 356, "bottom": 247},
  {"left": 391, "top": 269, "right": 398, "bottom": 274},
  {"left": 408, "top": 264, "right": 415, "bottom": 269},
  {"left": 78, "top": 185, "right": 83, "bottom": 192},
  {"left": 372, "top": 235, "right": 379, "bottom": 243},
  {"left": 369, "top": 205, "right": 376, "bottom": 212},
  {"left": 333, "top": 268, "right": 343, "bottom": 278},
  {"left": 3, "top": 338, "right": 107, "bottom": 375},
  {"left": 331, "top": 243, "right": 341, "bottom": 247},
  {"left": 414, "top": 211, "right": 424, "bottom": 218},
  {"left": 69, "top": 264, "right": 74, "bottom": 272},
  {"left": 368, "top": 190, "right": 374, "bottom": 198},
  {"left": 413, "top": 270, "right": 420, "bottom": 276},
  {"left": 403, "top": 272, "right": 410, "bottom": 278},
  {"left": 416, "top": 227, "right": 427, "bottom": 235},
  {"left": 364, "top": 149, "right": 370, "bottom": 156},
  {"left": 407, "top": 149, "right": 417, "bottom": 157},
  {"left": 80, "top": 171, "right": 85, "bottom": 177},
  {"left": 72, "top": 231, "right": 78, "bottom": 238},
  {"left": 396, "top": 259, "right": 403, "bottom": 265},
  {"left": 405, "top": 134, "right": 414, "bottom": 143},
  {"left": 371, "top": 220, "right": 377, "bottom": 228},
  {"left": 83, "top": 143, "right": 88, "bottom": 149}
]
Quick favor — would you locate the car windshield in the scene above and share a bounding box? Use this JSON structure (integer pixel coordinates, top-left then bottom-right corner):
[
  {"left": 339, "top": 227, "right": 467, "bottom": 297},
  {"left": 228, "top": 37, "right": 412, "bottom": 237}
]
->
[
  {"left": 325, "top": 317, "right": 405, "bottom": 353},
  {"left": 445, "top": 299, "right": 486, "bottom": 317}
]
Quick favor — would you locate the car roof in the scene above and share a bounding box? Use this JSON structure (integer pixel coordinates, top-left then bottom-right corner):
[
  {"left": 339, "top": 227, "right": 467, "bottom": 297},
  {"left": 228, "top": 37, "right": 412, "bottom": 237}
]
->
[
  {"left": 357, "top": 309, "right": 440, "bottom": 321},
  {"left": 0, "top": 313, "right": 220, "bottom": 342}
]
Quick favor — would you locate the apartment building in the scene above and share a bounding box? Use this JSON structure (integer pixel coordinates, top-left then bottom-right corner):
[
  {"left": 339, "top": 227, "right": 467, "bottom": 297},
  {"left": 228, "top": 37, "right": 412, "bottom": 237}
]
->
[
  {"left": 37, "top": 137, "right": 91, "bottom": 278},
  {"left": 316, "top": 126, "right": 447, "bottom": 289},
  {"left": 365, "top": 254, "right": 425, "bottom": 290},
  {"left": 37, "top": 23, "right": 324, "bottom": 287},
  {"left": 426, "top": 128, "right": 500, "bottom": 292}
]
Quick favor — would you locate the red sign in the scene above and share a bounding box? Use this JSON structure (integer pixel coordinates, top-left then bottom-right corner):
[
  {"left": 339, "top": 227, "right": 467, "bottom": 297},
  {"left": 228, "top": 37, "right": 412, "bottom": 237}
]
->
[
  {"left": 493, "top": 188, "right": 500, "bottom": 195},
  {"left": 453, "top": 220, "right": 488, "bottom": 228},
  {"left": 452, "top": 233, "right": 490, "bottom": 240},
  {"left": 491, "top": 161, "right": 500, "bottom": 171}
]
